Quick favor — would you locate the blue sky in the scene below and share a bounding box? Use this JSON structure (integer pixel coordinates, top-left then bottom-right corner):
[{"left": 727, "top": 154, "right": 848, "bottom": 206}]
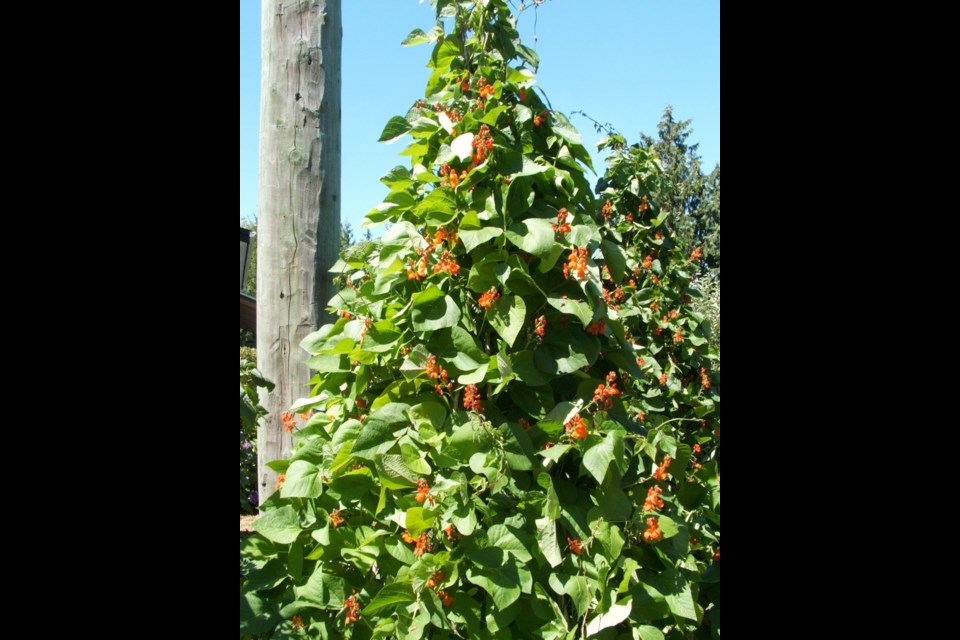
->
[{"left": 240, "top": 0, "right": 720, "bottom": 231}]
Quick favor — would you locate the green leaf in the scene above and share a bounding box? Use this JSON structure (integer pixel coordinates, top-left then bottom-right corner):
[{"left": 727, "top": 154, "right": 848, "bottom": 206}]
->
[
  {"left": 446, "top": 421, "right": 493, "bottom": 461},
  {"left": 506, "top": 177, "right": 534, "bottom": 215},
  {"left": 505, "top": 218, "right": 557, "bottom": 257},
  {"left": 546, "top": 294, "right": 594, "bottom": 326},
  {"left": 537, "top": 443, "right": 573, "bottom": 462},
  {"left": 551, "top": 112, "right": 583, "bottom": 146},
  {"left": 460, "top": 225, "right": 504, "bottom": 253},
  {"left": 412, "top": 285, "right": 462, "bottom": 332},
  {"left": 636, "top": 626, "right": 665, "bottom": 640},
  {"left": 600, "top": 240, "right": 627, "bottom": 282},
  {"left": 466, "top": 560, "right": 522, "bottom": 611},
  {"left": 401, "top": 25, "right": 443, "bottom": 46},
  {"left": 351, "top": 419, "right": 397, "bottom": 460},
  {"left": 584, "top": 599, "right": 632, "bottom": 637},
  {"left": 535, "top": 516, "right": 562, "bottom": 568},
  {"left": 583, "top": 431, "right": 626, "bottom": 484},
  {"left": 328, "top": 468, "right": 376, "bottom": 501},
  {"left": 379, "top": 116, "right": 411, "bottom": 144},
  {"left": 364, "top": 581, "right": 415, "bottom": 615},
  {"left": 594, "top": 521, "right": 625, "bottom": 560},
  {"left": 405, "top": 506, "right": 438, "bottom": 536},
  {"left": 564, "top": 575, "right": 591, "bottom": 618},
  {"left": 488, "top": 294, "right": 526, "bottom": 347},
  {"left": 375, "top": 454, "right": 419, "bottom": 489},
  {"left": 252, "top": 506, "right": 301, "bottom": 545},
  {"left": 538, "top": 472, "right": 561, "bottom": 520},
  {"left": 413, "top": 188, "right": 457, "bottom": 225},
  {"left": 656, "top": 515, "right": 679, "bottom": 539},
  {"left": 595, "top": 472, "right": 632, "bottom": 522},
  {"left": 280, "top": 460, "right": 322, "bottom": 499},
  {"left": 487, "top": 524, "right": 533, "bottom": 562}
]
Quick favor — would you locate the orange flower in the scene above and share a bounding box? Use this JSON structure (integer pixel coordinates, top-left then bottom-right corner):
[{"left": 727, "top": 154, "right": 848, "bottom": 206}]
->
[
  {"left": 563, "top": 246, "right": 588, "bottom": 280},
  {"left": 534, "top": 315, "right": 547, "bottom": 339},
  {"left": 401, "top": 531, "right": 415, "bottom": 544},
  {"left": 444, "top": 524, "right": 460, "bottom": 542},
  {"left": 437, "top": 590, "right": 455, "bottom": 606},
  {"left": 552, "top": 208, "right": 572, "bottom": 235},
  {"left": 643, "top": 485, "right": 664, "bottom": 512},
  {"left": 636, "top": 411, "right": 645, "bottom": 421},
  {"left": 275, "top": 474, "right": 286, "bottom": 490},
  {"left": 292, "top": 615, "right": 305, "bottom": 631},
  {"left": 433, "top": 250, "right": 460, "bottom": 277},
  {"left": 586, "top": 319, "right": 606, "bottom": 336},
  {"left": 565, "top": 414, "right": 588, "bottom": 440},
  {"left": 642, "top": 517, "right": 662, "bottom": 542},
  {"left": 329, "top": 509, "right": 345, "bottom": 528},
  {"left": 700, "top": 367, "right": 711, "bottom": 390},
  {"left": 636, "top": 356, "right": 645, "bottom": 366},
  {"left": 673, "top": 329, "right": 683, "bottom": 344},
  {"left": 713, "top": 549, "right": 720, "bottom": 562},
  {"left": 426, "top": 571, "right": 445, "bottom": 589},
  {"left": 652, "top": 456, "right": 672, "bottom": 481},
  {"left": 658, "top": 373, "right": 669, "bottom": 385},
  {"left": 415, "top": 478, "right": 433, "bottom": 505},
  {"left": 282, "top": 411, "right": 297, "bottom": 433},
  {"left": 642, "top": 255, "right": 653, "bottom": 269},
  {"left": 338, "top": 310, "right": 351, "bottom": 320},
  {"left": 478, "top": 287, "right": 500, "bottom": 309},
  {"left": 463, "top": 384, "right": 483, "bottom": 412},
  {"left": 690, "top": 247, "right": 703, "bottom": 262},
  {"left": 693, "top": 443, "right": 702, "bottom": 454},
  {"left": 567, "top": 536, "right": 584, "bottom": 555},
  {"left": 413, "top": 532, "right": 430, "bottom": 556},
  {"left": 343, "top": 594, "right": 361, "bottom": 625},
  {"left": 601, "top": 200, "right": 614, "bottom": 221},
  {"left": 518, "top": 418, "right": 532, "bottom": 431},
  {"left": 592, "top": 371, "right": 621, "bottom": 410}
]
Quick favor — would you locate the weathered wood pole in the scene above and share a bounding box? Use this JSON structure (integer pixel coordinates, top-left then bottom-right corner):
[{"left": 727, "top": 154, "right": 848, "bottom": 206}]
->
[{"left": 257, "top": 0, "right": 341, "bottom": 503}]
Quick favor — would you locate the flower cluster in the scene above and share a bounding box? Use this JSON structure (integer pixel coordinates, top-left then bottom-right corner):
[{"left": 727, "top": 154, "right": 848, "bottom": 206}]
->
[
  {"left": 565, "top": 414, "right": 588, "bottom": 440},
  {"left": 472, "top": 124, "right": 494, "bottom": 166},
  {"left": 567, "top": 536, "right": 584, "bottom": 555},
  {"left": 593, "top": 371, "right": 621, "bottom": 410},
  {"left": 534, "top": 315, "right": 547, "bottom": 339},
  {"left": 652, "top": 455, "right": 672, "bottom": 481},
  {"left": 342, "top": 594, "right": 361, "bottom": 625},
  {"left": 402, "top": 531, "right": 431, "bottom": 557},
  {"left": 439, "top": 163, "right": 468, "bottom": 188},
  {"left": 274, "top": 473, "right": 285, "bottom": 490},
  {"left": 281, "top": 411, "right": 297, "bottom": 433},
  {"left": 601, "top": 200, "right": 613, "bottom": 221},
  {"left": 643, "top": 485, "right": 664, "bottom": 512},
  {"left": 586, "top": 319, "right": 606, "bottom": 336},
  {"left": 329, "top": 509, "right": 345, "bottom": 528},
  {"left": 552, "top": 208, "right": 572, "bottom": 236},
  {"left": 291, "top": 615, "right": 305, "bottom": 631},
  {"left": 425, "top": 354, "right": 453, "bottom": 395},
  {"left": 563, "top": 246, "right": 588, "bottom": 280},
  {"left": 642, "top": 517, "right": 662, "bottom": 542},
  {"left": 478, "top": 287, "right": 500, "bottom": 309},
  {"left": 463, "top": 384, "right": 483, "bottom": 412},
  {"left": 415, "top": 478, "right": 434, "bottom": 505}
]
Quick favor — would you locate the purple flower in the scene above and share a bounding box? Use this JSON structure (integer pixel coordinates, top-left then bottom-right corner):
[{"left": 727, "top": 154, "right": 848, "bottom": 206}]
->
[
  {"left": 242, "top": 442, "right": 253, "bottom": 450},
  {"left": 247, "top": 490, "right": 259, "bottom": 506}
]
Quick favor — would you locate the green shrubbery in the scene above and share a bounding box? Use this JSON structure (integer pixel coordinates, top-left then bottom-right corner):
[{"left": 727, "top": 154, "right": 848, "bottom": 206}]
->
[{"left": 241, "top": 2, "right": 719, "bottom": 638}]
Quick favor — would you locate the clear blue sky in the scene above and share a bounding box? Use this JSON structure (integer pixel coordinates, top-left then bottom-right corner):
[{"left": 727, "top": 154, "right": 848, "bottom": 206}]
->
[{"left": 239, "top": 0, "right": 720, "bottom": 231}]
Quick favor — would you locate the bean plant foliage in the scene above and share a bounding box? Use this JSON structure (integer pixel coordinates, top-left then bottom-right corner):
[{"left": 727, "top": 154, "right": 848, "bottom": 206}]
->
[{"left": 240, "top": 2, "right": 720, "bottom": 638}]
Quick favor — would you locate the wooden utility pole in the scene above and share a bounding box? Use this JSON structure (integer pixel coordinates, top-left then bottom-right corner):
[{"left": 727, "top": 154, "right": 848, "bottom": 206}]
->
[{"left": 257, "top": 0, "right": 341, "bottom": 503}]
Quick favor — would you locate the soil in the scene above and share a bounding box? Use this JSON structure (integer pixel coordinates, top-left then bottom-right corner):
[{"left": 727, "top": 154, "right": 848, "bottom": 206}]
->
[{"left": 240, "top": 514, "right": 260, "bottom": 533}]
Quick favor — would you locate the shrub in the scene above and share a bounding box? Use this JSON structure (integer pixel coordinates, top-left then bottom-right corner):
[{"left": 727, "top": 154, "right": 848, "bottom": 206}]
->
[
  {"left": 241, "top": 2, "right": 719, "bottom": 638},
  {"left": 241, "top": 353, "right": 272, "bottom": 514}
]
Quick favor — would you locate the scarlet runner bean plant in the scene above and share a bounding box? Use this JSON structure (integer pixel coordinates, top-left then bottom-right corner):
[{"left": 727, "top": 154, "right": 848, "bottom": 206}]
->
[{"left": 241, "top": 2, "right": 720, "bottom": 638}]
